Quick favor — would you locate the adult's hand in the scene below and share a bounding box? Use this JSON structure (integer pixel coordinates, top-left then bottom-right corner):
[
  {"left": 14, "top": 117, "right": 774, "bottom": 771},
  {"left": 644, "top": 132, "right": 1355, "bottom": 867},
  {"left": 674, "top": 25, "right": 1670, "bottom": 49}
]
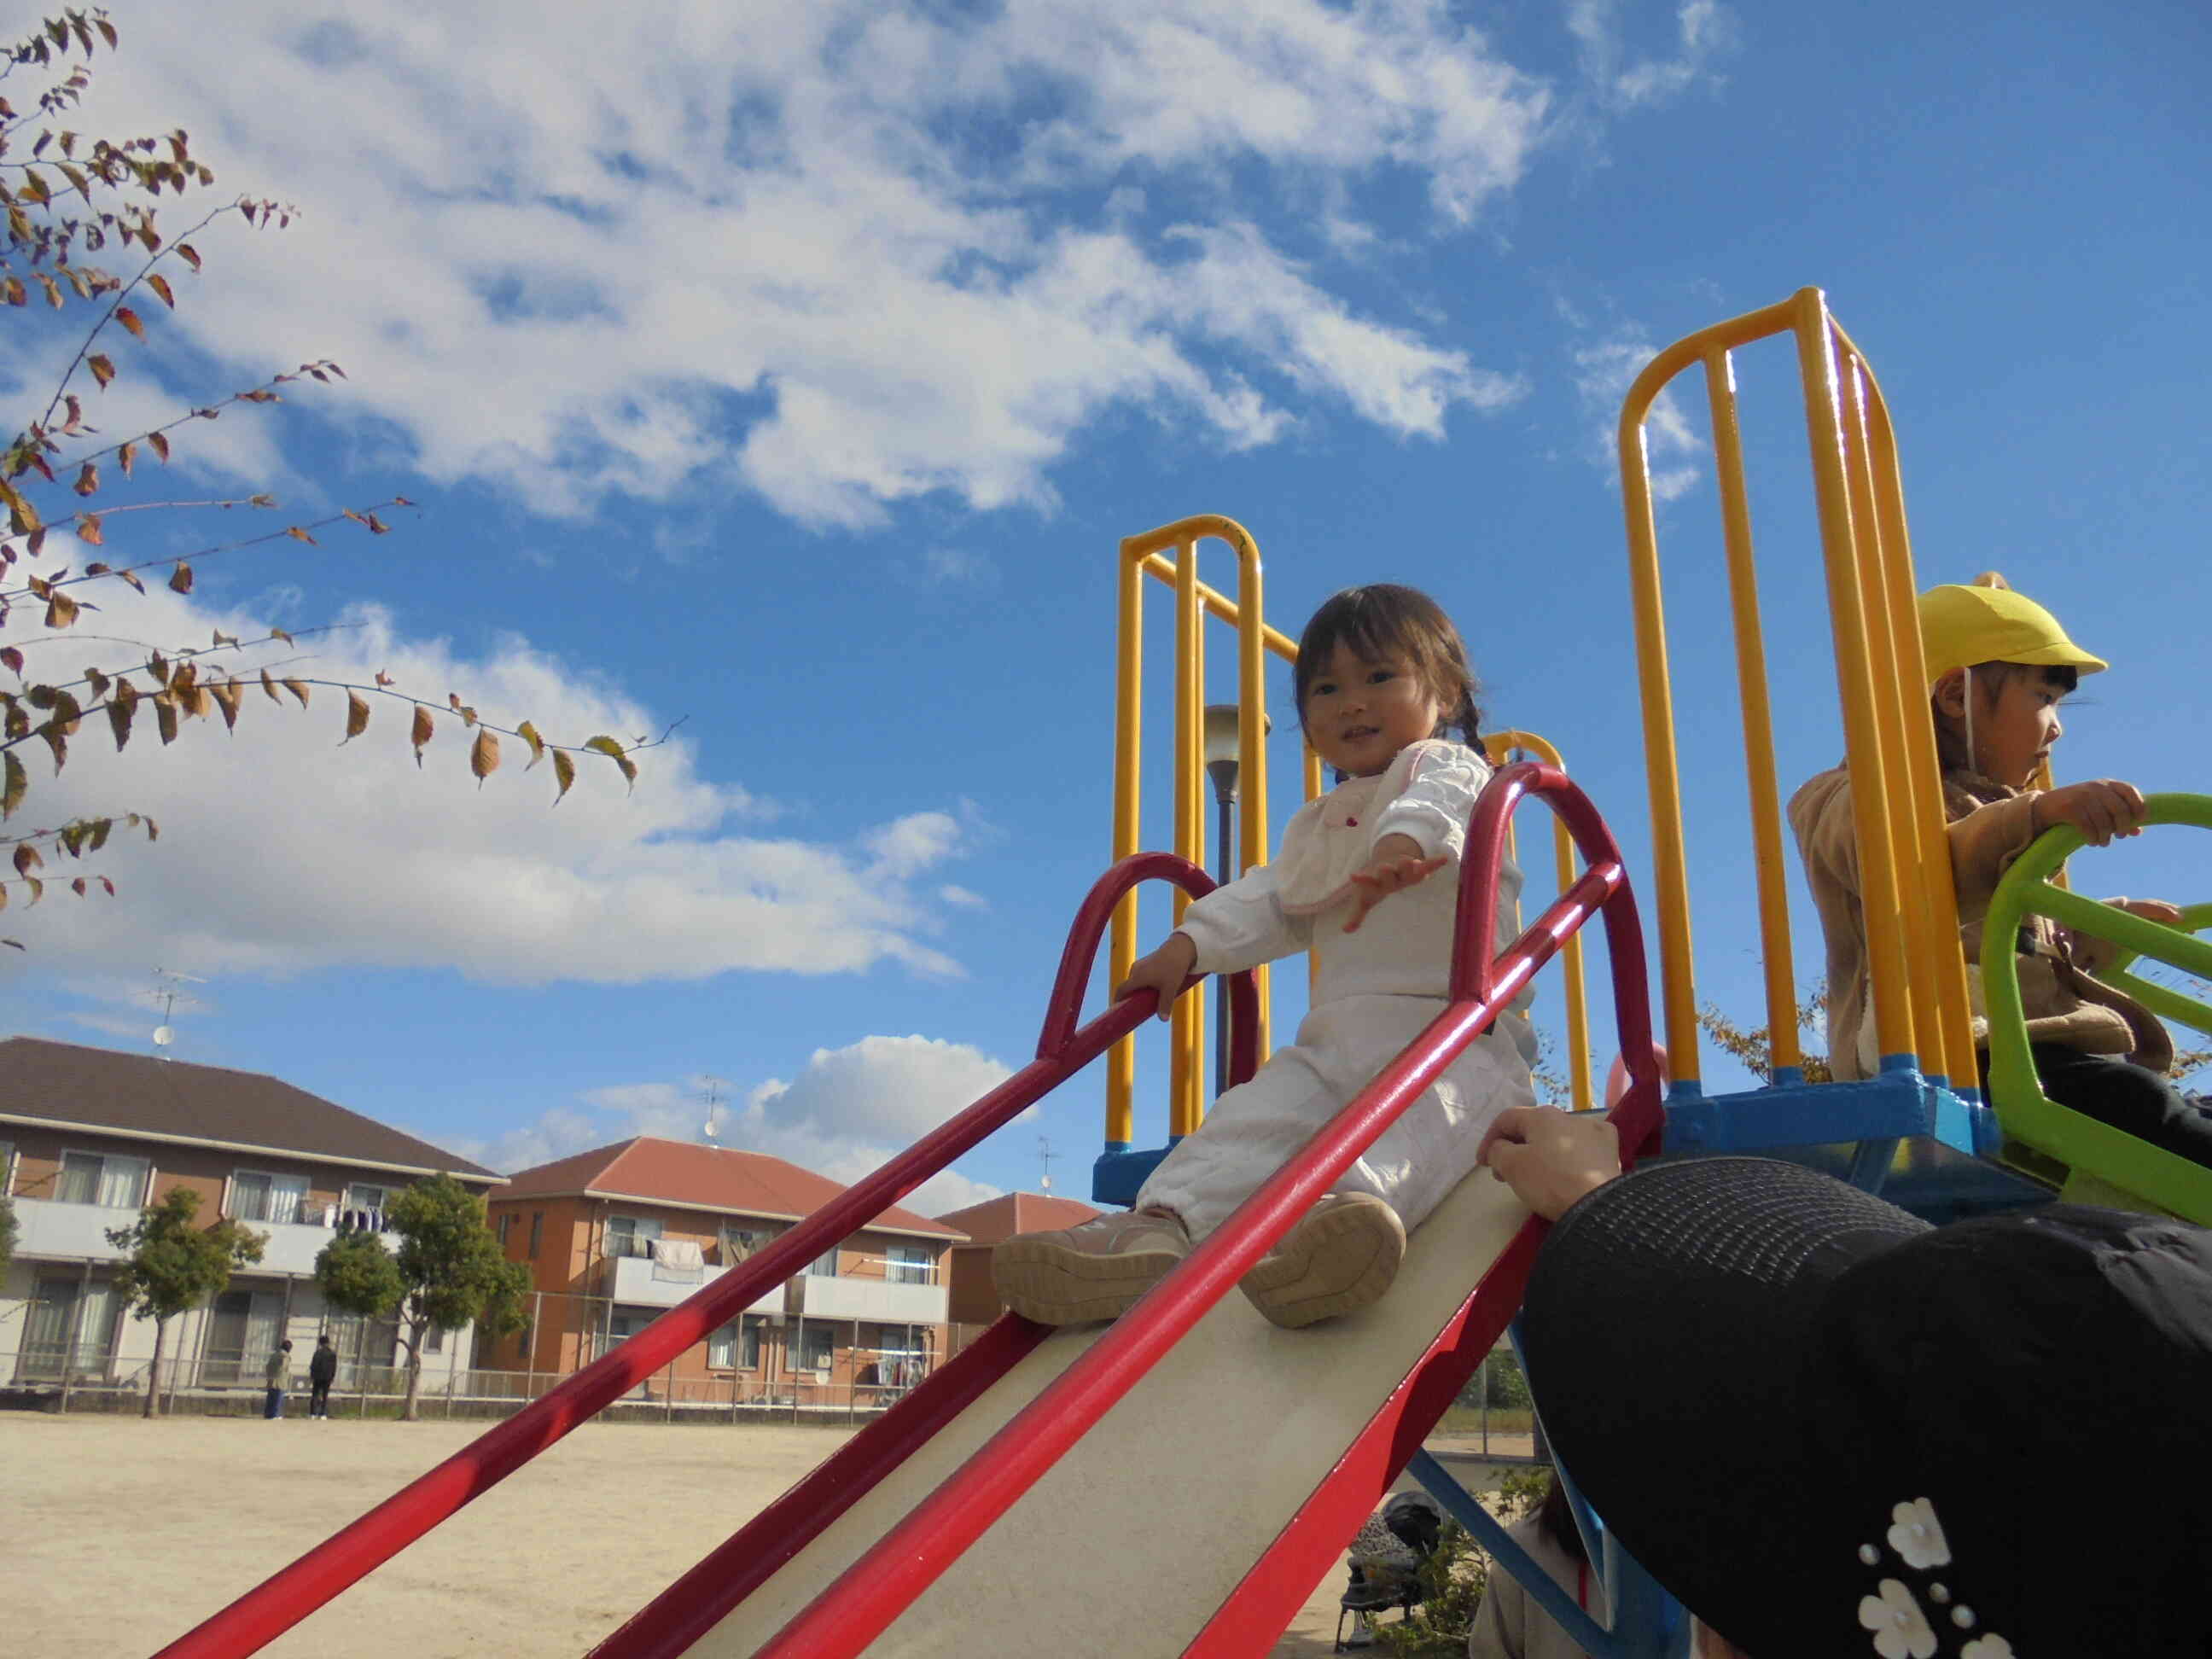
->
[{"left": 1477, "top": 1106, "right": 1623, "bottom": 1220}]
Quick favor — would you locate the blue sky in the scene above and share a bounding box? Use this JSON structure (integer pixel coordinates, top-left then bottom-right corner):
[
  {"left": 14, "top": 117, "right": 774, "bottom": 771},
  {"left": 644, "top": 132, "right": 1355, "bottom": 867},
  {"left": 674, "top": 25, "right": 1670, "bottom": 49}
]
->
[{"left": 3, "top": 0, "right": 2207, "bottom": 1212}]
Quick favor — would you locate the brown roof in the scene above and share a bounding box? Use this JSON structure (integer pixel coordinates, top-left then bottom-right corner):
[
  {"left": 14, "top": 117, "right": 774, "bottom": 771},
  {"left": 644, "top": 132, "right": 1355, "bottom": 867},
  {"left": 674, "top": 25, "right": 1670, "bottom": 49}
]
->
[
  {"left": 934, "top": 1190, "right": 1102, "bottom": 1245},
  {"left": 0, "top": 1036, "right": 502, "bottom": 1182},
  {"left": 496, "top": 1137, "right": 964, "bottom": 1240}
]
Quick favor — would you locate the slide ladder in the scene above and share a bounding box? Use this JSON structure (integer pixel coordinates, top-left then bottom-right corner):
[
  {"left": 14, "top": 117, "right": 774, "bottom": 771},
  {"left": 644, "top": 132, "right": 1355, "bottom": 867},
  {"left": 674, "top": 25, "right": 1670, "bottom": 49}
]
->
[{"left": 154, "top": 761, "right": 1664, "bottom": 1659}]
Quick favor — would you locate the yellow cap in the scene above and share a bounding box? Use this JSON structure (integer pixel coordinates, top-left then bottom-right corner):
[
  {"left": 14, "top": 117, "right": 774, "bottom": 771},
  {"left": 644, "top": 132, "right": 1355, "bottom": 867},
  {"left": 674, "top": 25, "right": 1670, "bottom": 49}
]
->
[{"left": 1917, "top": 582, "right": 2106, "bottom": 690}]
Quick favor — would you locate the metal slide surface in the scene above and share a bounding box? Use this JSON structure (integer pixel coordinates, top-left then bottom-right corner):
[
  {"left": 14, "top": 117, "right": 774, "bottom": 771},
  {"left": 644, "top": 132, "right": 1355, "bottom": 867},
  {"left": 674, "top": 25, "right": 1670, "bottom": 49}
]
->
[{"left": 687, "top": 1167, "right": 1535, "bottom": 1658}]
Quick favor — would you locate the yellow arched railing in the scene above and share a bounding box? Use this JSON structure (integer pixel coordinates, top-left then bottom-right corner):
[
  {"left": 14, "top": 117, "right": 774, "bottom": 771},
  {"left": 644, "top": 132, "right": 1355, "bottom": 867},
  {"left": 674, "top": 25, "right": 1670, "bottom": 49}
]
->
[{"left": 1617, "top": 287, "right": 1977, "bottom": 1098}]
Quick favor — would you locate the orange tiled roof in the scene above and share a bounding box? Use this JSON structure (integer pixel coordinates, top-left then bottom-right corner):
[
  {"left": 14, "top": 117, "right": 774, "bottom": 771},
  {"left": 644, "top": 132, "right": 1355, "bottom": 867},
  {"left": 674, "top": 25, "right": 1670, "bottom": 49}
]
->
[
  {"left": 934, "top": 1190, "right": 1102, "bottom": 1245},
  {"left": 496, "top": 1136, "right": 963, "bottom": 1239}
]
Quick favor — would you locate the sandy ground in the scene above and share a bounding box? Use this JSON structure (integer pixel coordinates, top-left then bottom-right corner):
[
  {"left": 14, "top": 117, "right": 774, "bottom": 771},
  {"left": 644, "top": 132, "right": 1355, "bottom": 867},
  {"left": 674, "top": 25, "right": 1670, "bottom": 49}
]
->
[{"left": 1, "top": 1413, "right": 1531, "bottom": 1657}]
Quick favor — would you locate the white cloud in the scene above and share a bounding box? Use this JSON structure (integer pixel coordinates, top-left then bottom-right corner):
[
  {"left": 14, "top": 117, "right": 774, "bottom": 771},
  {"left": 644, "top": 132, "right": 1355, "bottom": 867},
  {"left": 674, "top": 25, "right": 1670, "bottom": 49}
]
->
[
  {"left": 447, "top": 1036, "right": 1014, "bottom": 1214},
  {"left": 937, "top": 884, "right": 987, "bottom": 910},
  {"left": 1566, "top": 0, "right": 1736, "bottom": 112},
  {"left": 72, "top": 1, "right": 1558, "bottom": 533},
  {"left": 0, "top": 582, "right": 975, "bottom": 983},
  {"left": 1568, "top": 329, "right": 1705, "bottom": 503}
]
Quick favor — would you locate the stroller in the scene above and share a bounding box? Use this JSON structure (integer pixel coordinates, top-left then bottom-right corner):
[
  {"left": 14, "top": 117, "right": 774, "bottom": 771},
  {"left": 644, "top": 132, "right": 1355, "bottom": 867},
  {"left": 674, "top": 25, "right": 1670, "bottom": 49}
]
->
[{"left": 1334, "top": 1491, "right": 1445, "bottom": 1651}]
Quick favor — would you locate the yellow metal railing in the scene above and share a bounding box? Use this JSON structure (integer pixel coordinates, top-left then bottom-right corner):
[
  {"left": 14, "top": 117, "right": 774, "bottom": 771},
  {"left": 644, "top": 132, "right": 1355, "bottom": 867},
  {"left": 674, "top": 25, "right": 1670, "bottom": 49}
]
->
[
  {"left": 1483, "top": 731, "right": 1594, "bottom": 1114},
  {"left": 1107, "top": 521, "right": 1593, "bottom": 1152},
  {"left": 1616, "top": 286, "right": 1976, "bottom": 1094}
]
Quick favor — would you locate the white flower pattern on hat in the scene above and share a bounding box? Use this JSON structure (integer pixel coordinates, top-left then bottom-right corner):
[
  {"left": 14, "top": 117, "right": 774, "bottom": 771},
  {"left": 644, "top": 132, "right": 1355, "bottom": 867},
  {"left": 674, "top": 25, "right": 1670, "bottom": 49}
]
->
[
  {"left": 1960, "top": 1638, "right": 2013, "bottom": 1659},
  {"left": 1886, "top": 1499, "right": 1952, "bottom": 1570},
  {"left": 1859, "top": 1579, "right": 1937, "bottom": 1659}
]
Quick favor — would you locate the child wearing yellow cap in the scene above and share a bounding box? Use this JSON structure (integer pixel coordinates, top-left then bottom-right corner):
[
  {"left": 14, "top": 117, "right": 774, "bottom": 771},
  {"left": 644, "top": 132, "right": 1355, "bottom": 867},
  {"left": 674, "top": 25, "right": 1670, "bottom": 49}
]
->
[{"left": 1789, "top": 578, "right": 2212, "bottom": 1168}]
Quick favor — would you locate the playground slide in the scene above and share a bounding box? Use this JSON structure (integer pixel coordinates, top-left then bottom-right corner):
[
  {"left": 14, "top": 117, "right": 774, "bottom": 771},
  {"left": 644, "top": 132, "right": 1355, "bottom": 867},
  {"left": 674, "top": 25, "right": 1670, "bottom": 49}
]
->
[{"left": 684, "top": 1167, "right": 1535, "bottom": 1657}]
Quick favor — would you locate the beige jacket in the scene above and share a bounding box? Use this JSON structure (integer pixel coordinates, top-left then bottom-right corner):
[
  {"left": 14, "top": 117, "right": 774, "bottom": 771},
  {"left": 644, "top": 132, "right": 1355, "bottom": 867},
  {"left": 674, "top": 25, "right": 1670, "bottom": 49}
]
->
[{"left": 1787, "top": 764, "right": 2170, "bottom": 1081}]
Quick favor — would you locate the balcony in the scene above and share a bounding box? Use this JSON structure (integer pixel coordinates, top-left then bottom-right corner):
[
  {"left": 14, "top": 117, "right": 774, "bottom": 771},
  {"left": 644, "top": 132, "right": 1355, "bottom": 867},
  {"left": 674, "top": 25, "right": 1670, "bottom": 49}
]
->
[
  {"left": 785, "top": 1272, "right": 947, "bottom": 1325},
  {"left": 9, "top": 1196, "right": 380, "bottom": 1278},
  {"left": 603, "top": 1253, "right": 789, "bottom": 1313}
]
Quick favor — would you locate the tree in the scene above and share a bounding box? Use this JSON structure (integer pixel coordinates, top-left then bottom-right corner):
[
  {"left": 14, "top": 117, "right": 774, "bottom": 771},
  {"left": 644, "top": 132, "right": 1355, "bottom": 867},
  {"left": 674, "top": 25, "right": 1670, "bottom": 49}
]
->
[
  {"left": 0, "top": 10, "right": 656, "bottom": 946},
  {"left": 314, "top": 1173, "right": 528, "bottom": 1421},
  {"left": 1696, "top": 983, "right": 1836, "bottom": 1086},
  {"left": 105, "top": 1184, "right": 265, "bottom": 1417},
  {"left": 0, "top": 1189, "right": 17, "bottom": 1276}
]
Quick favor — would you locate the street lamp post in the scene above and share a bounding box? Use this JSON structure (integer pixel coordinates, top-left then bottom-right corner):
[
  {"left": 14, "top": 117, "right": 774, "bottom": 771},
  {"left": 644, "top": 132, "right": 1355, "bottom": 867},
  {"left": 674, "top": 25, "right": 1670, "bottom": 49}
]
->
[{"left": 1202, "top": 704, "right": 1268, "bottom": 1100}]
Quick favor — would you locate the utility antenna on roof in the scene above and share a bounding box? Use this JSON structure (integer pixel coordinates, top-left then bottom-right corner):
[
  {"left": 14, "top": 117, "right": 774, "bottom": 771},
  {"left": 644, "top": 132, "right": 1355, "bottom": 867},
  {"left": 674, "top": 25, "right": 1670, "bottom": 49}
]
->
[
  {"left": 149, "top": 966, "right": 206, "bottom": 1060},
  {"left": 1038, "top": 1135, "right": 1055, "bottom": 1193},
  {"left": 699, "top": 1074, "right": 729, "bottom": 1144}
]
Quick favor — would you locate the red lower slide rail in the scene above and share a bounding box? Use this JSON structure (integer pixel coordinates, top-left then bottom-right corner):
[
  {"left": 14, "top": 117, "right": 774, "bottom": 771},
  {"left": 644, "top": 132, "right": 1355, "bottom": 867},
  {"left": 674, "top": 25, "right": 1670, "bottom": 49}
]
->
[
  {"left": 613, "top": 762, "right": 1660, "bottom": 1659},
  {"left": 152, "top": 852, "right": 1254, "bottom": 1659}
]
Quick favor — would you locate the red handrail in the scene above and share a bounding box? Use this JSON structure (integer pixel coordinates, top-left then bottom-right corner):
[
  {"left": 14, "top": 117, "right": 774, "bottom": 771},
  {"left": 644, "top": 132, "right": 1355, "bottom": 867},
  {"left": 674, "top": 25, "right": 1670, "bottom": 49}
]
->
[
  {"left": 153, "top": 852, "right": 1250, "bottom": 1659},
  {"left": 745, "top": 763, "right": 1651, "bottom": 1659}
]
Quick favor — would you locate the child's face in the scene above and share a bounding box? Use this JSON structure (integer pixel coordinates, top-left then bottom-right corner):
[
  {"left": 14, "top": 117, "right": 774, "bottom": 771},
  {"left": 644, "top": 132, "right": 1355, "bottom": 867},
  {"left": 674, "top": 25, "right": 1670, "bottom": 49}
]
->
[
  {"left": 1302, "top": 643, "right": 1442, "bottom": 777},
  {"left": 1972, "top": 666, "right": 2067, "bottom": 788}
]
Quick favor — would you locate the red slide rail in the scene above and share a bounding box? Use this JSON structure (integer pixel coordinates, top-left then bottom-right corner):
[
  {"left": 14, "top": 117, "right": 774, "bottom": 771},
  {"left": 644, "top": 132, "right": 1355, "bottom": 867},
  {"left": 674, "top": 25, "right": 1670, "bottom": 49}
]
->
[
  {"left": 688, "top": 762, "right": 1659, "bottom": 1659},
  {"left": 152, "top": 852, "right": 1254, "bottom": 1659}
]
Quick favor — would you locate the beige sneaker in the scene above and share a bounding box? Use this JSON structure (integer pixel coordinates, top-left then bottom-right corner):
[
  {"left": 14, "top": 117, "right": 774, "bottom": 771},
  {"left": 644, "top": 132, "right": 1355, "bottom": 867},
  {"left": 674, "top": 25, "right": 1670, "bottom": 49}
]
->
[
  {"left": 1238, "top": 1192, "right": 1406, "bottom": 1329},
  {"left": 992, "top": 1208, "right": 1191, "bottom": 1325}
]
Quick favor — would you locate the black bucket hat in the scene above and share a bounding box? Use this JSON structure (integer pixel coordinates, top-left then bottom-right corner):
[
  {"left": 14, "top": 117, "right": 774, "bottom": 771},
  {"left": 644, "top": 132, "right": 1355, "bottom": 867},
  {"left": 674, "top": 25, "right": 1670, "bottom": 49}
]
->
[{"left": 1519, "top": 1157, "right": 2212, "bottom": 1657}]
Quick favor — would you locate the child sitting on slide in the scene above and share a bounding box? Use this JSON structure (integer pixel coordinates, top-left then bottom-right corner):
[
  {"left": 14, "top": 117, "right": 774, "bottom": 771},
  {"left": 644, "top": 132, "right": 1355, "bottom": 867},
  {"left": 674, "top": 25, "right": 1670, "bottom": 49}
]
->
[
  {"left": 1789, "top": 576, "right": 2212, "bottom": 1167},
  {"left": 993, "top": 584, "right": 1538, "bottom": 1329}
]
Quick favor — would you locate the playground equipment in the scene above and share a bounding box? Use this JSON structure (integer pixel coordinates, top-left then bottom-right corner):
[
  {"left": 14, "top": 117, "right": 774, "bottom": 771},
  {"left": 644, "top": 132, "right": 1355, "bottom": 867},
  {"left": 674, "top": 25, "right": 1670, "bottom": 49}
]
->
[
  {"left": 148, "top": 286, "right": 2207, "bottom": 1657},
  {"left": 1981, "top": 798, "right": 2212, "bottom": 1223}
]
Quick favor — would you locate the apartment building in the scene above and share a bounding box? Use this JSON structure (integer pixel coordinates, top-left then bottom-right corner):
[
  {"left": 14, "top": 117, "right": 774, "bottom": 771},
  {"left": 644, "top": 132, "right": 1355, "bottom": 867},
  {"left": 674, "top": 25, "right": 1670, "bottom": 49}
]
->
[
  {"left": 0, "top": 1036, "right": 503, "bottom": 1398},
  {"left": 933, "top": 1190, "right": 1101, "bottom": 1327},
  {"left": 487, "top": 1137, "right": 965, "bottom": 1403}
]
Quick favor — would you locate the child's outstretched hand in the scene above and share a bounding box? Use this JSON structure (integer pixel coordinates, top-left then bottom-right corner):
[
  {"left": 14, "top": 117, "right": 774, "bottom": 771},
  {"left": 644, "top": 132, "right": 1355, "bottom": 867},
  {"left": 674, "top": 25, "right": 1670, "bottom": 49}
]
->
[
  {"left": 2034, "top": 779, "right": 2151, "bottom": 847},
  {"left": 1114, "top": 932, "right": 1198, "bottom": 1022},
  {"left": 1344, "top": 833, "right": 1447, "bottom": 933}
]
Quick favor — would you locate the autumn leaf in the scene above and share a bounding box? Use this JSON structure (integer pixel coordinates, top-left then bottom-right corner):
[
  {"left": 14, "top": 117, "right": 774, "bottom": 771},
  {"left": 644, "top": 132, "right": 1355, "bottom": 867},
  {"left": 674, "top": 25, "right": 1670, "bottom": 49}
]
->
[
  {"left": 375, "top": 670, "right": 393, "bottom": 687},
  {"left": 552, "top": 748, "right": 575, "bottom": 803},
  {"left": 147, "top": 272, "right": 174, "bottom": 309},
  {"left": 517, "top": 720, "right": 545, "bottom": 768},
  {"left": 107, "top": 697, "right": 131, "bottom": 750},
  {"left": 284, "top": 525, "right": 315, "bottom": 544},
  {"left": 74, "top": 514, "right": 102, "bottom": 544},
  {"left": 470, "top": 728, "right": 499, "bottom": 785},
  {"left": 259, "top": 667, "right": 280, "bottom": 704},
  {"left": 148, "top": 430, "right": 169, "bottom": 463},
  {"left": 584, "top": 735, "right": 626, "bottom": 762},
  {"left": 341, "top": 690, "right": 369, "bottom": 743},
  {"left": 168, "top": 562, "right": 192, "bottom": 592},
  {"left": 153, "top": 694, "right": 178, "bottom": 745},
  {"left": 115, "top": 306, "right": 145, "bottom": 340},
  {"left": 281, "top": 678, "right": 309, "bottom": 708},
  {"left": 14, "top": 842, "right": 41, "bottom": 877},
  {"left": 410, "top": 704, "right": 433, "bottom": 767},
  {"left": 176, "top": 243, "right": 201, "bottom": 272},
  {"left": 2, "top": 751, "right": 23, "bottom": 819},
  {"left": 73, "top": 461, "right": 97, "bottom": 495},
  {"left": 71, "top": 876, "right": 86, "bottom": 898},
  {"left": 45, "top": 590, "right": 79, "bottom": 628},
  {"left": 117, "top": 441, "right": 135, "bottom": 477},
  {"left": 0, "top": 648, "right": 20, "bottom": 676},
  {"left": 210, "top": 678, "right": 242, "bottom": 731},
  {"left": 87, "top": 353, "right": 114, "bottom": 388}
]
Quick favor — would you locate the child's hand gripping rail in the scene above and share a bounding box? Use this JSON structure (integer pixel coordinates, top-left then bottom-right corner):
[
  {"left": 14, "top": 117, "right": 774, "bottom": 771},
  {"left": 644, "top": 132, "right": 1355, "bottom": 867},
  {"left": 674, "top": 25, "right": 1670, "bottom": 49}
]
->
[
  {"left": 1981, "top": 792, "right": 2212, "bottom": 1223},
  {"left": 151, "top": 850, "right": 1250, "bottom": 1659},
  {"left": 742, "top": 761, "right": 1663, "bottom": 1659}
]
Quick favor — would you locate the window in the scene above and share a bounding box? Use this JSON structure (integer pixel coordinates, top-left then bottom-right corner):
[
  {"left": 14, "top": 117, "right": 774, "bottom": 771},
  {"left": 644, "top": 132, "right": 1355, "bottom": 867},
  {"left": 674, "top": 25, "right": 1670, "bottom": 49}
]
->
[
  {"left": 805, "top": 1248, "right": 840, "bottom": 1278},
  {"left": 719, "top": 1224, "right": 768, "bottom": 1262},
  {"left": 54, "top": 1151, "right": 150, "bottom": 1208},
  {"left": 528, "top": 1212, "right": 544, "bottom": 1259},
  {"left": 230, "top": 1170, "right": 310, "bottom": 1225},
  {"left": 342, "top": 1182, "right": 392, "bottom": 1215},
  {"left": 17, "top": 1276, "right": 121, "bottom": 1382},
  {"left": 497, "top": 1214, "right": 513, "bottom": 1247},
  {"left": 888, "top": 1244, "right": 934, "bottom": 1285},
  {"left": 605, "top": 1215, "right": 663, "bottom": 1259},
  {"left": 423, "top": 1324, "right": 445, "bottom": 1355},
  {"left": 707, "top": 1314, "right": 766, "bottom": 1370},
  {"left": 796, "top": 1324, "right": 834, "bottom": 1372}
]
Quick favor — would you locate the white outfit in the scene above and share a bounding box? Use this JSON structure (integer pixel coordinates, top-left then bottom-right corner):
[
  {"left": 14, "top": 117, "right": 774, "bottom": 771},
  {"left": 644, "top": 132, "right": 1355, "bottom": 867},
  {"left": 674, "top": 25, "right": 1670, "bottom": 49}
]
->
[
  {"left": 1468, "top": 1515, "right": 1598, "bottom": 1659},
  {"left": 1137, "top": 740, "right": 1538, "bottom": 1241}
]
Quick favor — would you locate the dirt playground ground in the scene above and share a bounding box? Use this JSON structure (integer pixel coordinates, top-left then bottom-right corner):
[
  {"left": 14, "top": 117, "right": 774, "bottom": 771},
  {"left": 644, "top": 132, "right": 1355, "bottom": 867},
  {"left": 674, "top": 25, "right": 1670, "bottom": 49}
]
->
[{"left": 3, "top": 1413, "right": 1531, "bottom": 1657}]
